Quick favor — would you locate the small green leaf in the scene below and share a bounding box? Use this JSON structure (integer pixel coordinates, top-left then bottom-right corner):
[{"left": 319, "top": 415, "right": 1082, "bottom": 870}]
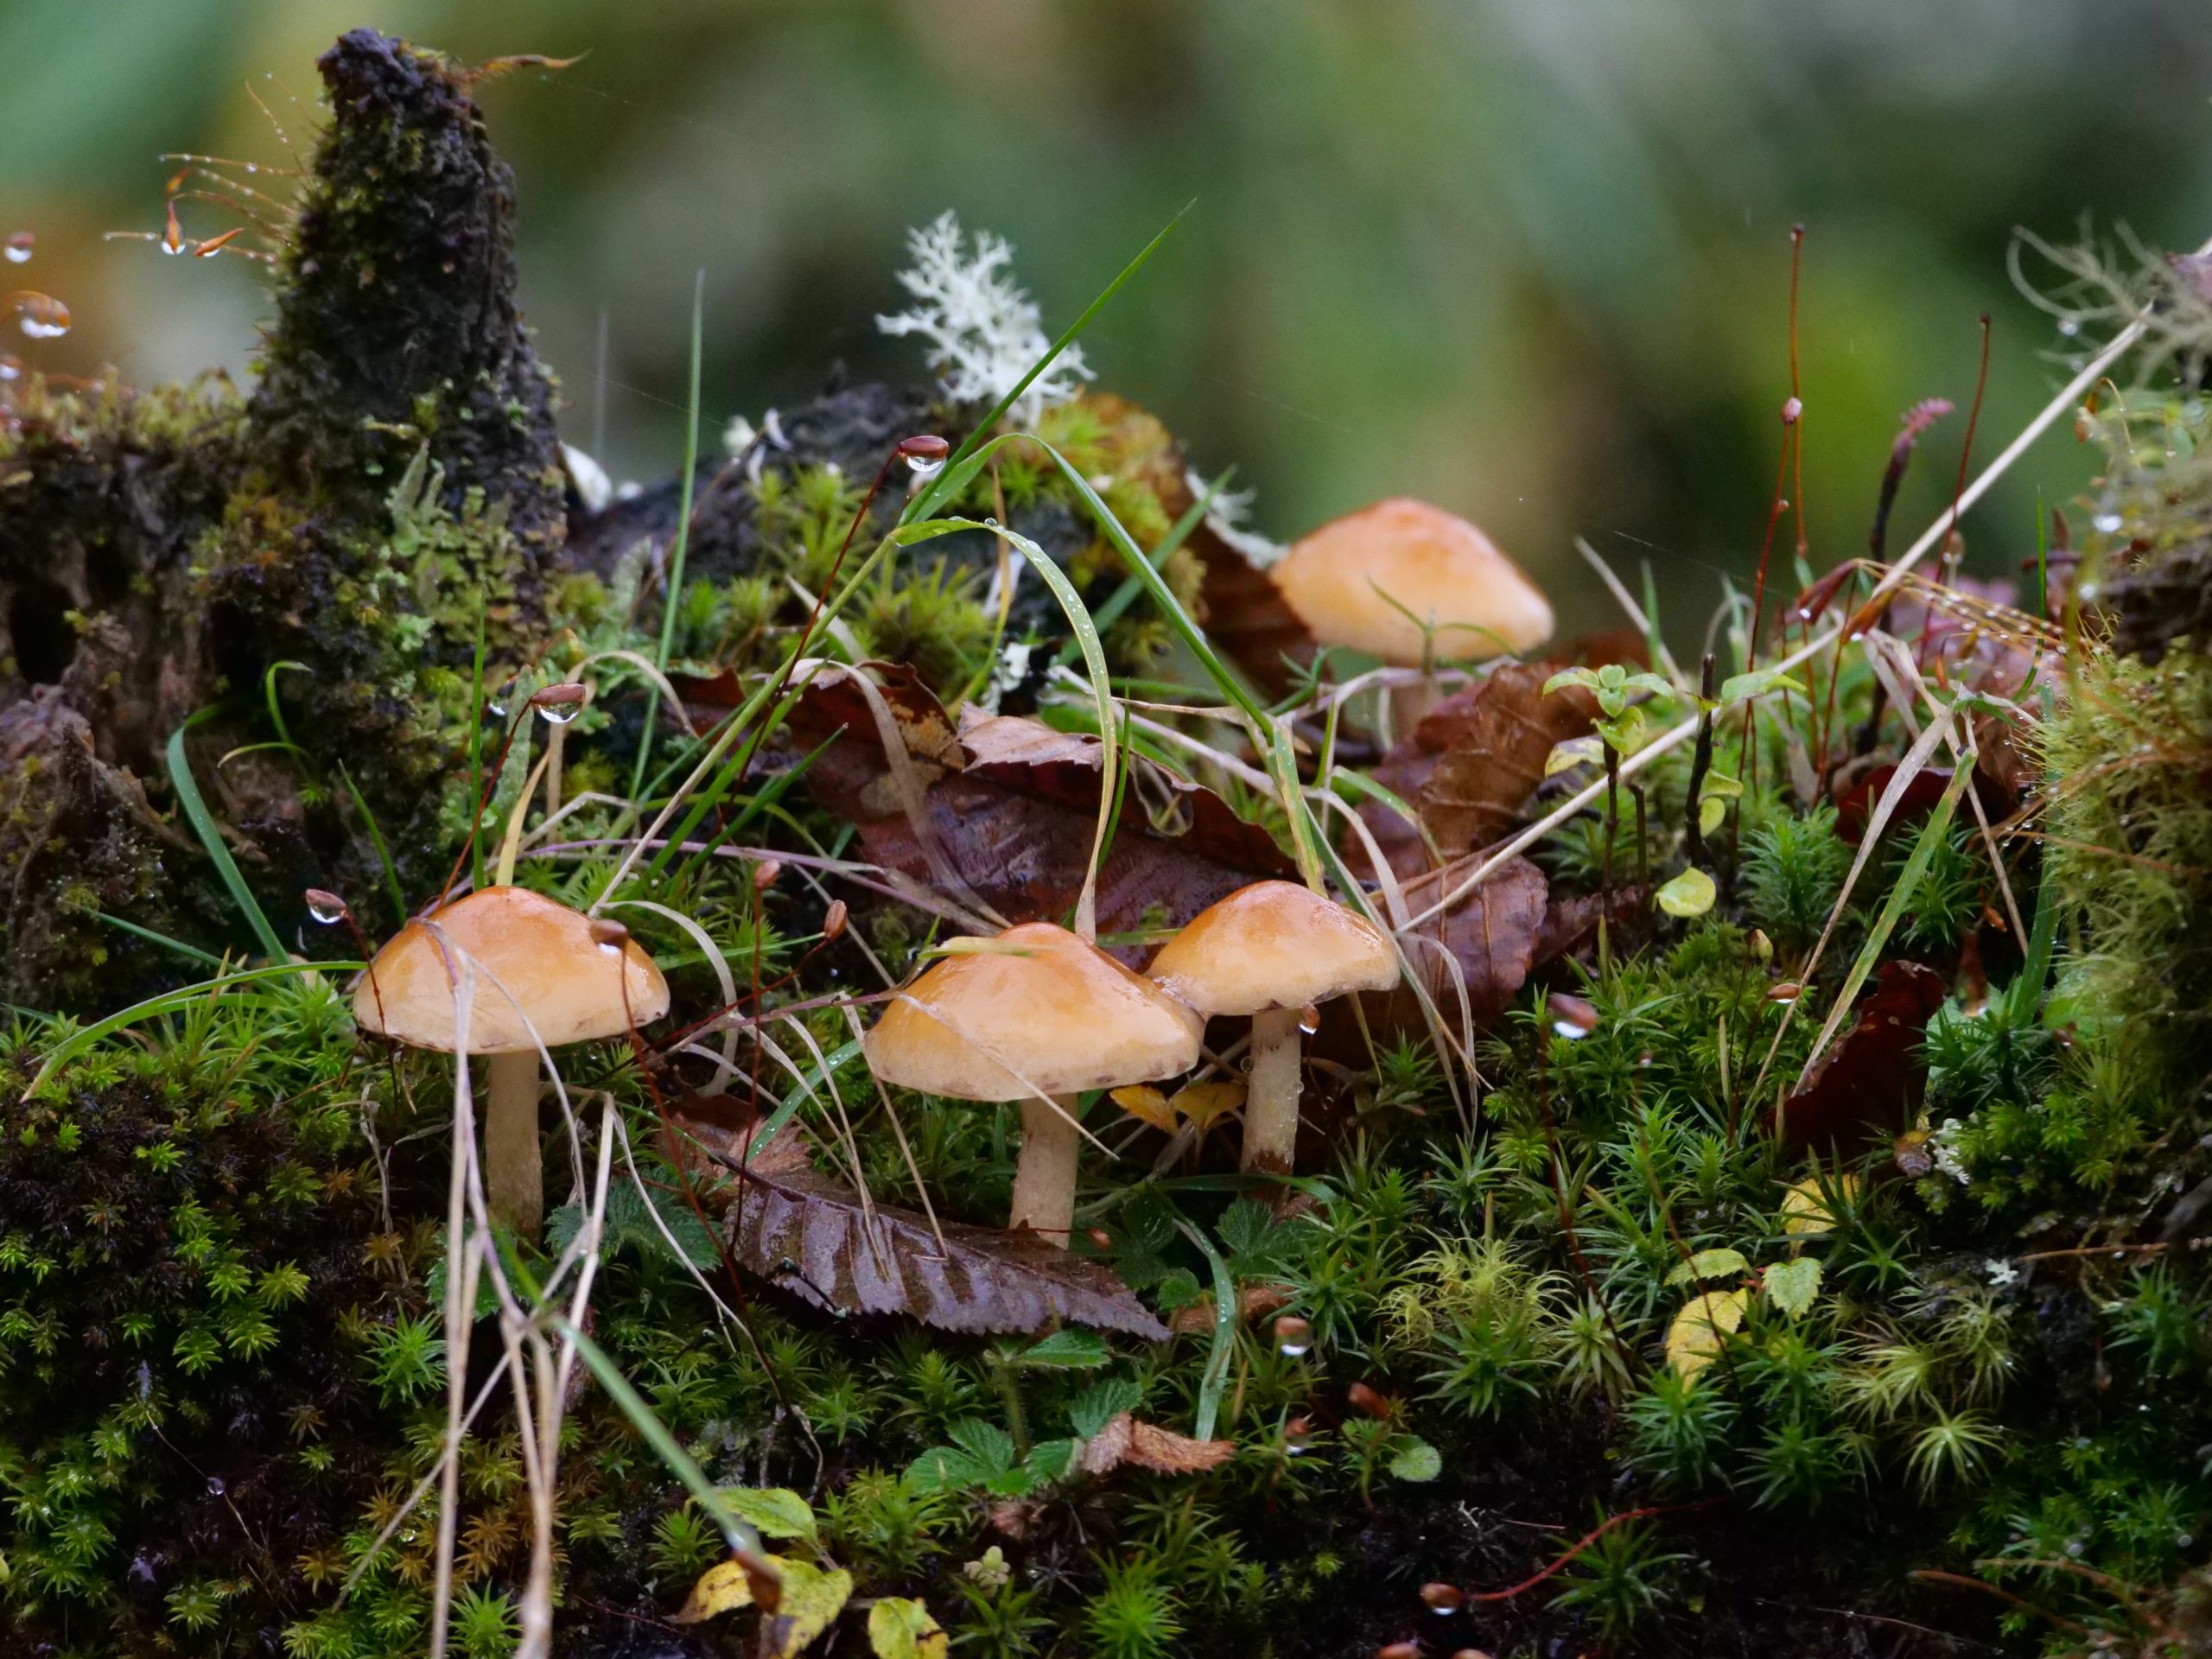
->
[
  {"left": 1016, "top": 1330, "right": 1110, "bottom": 1370},
  {"left": 1388, "top": 1437, "right": 1443, "bottom": 1483},
  {"left": 1656, "top": 867, "right": 1717, "bottom": 918},
  {"left": 1764, "top": 1255, "right": 1824, "bottom": 1319},
  {"left": 1665, "top": 1247, "right": 1750, "bottom": 1287},
  {"left": 716, "top": 1488, "right": 816, "bottom": 1542},
  {"left": 1698, "top": 796, "right": 1727, "bottom": 836},
  {"left": 1718, "top": 667, "right": 1806, "bottom": 705},
  {"left": 1025, "top": 1439, "right": 1078, "bottom": 1485}
]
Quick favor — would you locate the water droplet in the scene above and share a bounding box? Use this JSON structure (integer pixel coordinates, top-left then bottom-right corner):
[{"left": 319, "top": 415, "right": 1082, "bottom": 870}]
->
[
  {"left": 14, "top": 294, "right": 69, "bottom": 340},
  {"left": 3, "top": 232, "right": 31, "bottom": 264},
  {"left": 304, "top": 888, "right": 348, "bottom": 925},
  {"left": 2092, "top": 512, "right": 2123, "bottom": 534},
  {"left": 1297, "top": 1002, "right": 1320, "bottom": 1035},
  {"left": 906, "top": 454, "right": 946, "bottom": 482},
  {"left": 1547, "top": 992, "right": 1599, "bottom": 1039},
  {"left": 2057, "top": 318, "right": 2080, "bottom": 337},
  {"left": 537, "top": 700, "right": 580, "bottom": 726},
  {"left": 1420, "top": 1582, "right": 1463, "bottom": 1614},
  {"left": 1766, "top": 982, "right": 1802, "bottom": 1005},
  {"left": 486, "top": 679, "right": 515, "bottom": 717},
  {"left": 0, "top": 354, "right": 20, "bottom": 383},
  {"left": 206, "top": 1476, "right": 226, "bottom": 1497},
  {"left": 1273, "top": 1314, "right": 1311, "bottom": 1357}
]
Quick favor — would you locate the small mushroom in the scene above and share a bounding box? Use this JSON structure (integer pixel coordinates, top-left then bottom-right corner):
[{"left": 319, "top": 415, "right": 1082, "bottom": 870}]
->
[
  {"left": 1147, "top": 881, "right": 1399, "bottom": 1181},
  {"left": 1269, "top": 496, "right": 1553, "bottom": 732},
  {"left": 354, "top": 886, "right": 670, "bottom": 1239},
  {"left": 863, "top": 921, "right": 1201, "bottom": 1248}
]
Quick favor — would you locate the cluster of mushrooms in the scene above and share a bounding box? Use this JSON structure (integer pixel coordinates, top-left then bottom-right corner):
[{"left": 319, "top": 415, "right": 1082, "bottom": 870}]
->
[{"left": 346, "top": 494, "right": 1554, "bottom": 1251}]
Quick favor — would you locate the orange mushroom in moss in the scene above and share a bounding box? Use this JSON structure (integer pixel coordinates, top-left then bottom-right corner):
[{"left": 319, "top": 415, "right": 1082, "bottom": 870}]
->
[
  {"left": 1147, "top": 881, "right": 1398, "bottom": 1181},
  {"left": 354, "top": 886, "right": 670, "bottom": 1239},
  {"left": 863, "top": 922, "right": 1201, "bottom": 1249},
  {"left": 1270, "top": 497, "right": 1553, "bottom": 733}
]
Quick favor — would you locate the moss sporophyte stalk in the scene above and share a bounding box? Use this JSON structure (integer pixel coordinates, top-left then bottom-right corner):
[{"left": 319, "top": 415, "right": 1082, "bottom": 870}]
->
[{"left": 6, "top": 25, "right": 2212, "bottom": 1659}]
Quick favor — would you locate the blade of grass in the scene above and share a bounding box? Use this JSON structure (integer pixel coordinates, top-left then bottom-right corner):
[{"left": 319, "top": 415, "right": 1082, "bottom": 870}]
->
[
  {"left": 1792, "top": 758, "right": 1975, "bottom": 1089},
  {"left": 1054, "top": 468, "right": 1226, "bottom": 669},
  {"left": 552, "top": 1316, "right": 773, "bottom": 1576},
  {"left": 22, "top": 960, "right": 365, "bottom": 1098},
  {"left": 167, "top": 709, "right": 288, "bottom": 963},
  {"left": 90, "top": 912, "right": 226, "bottom": 968},
  {"left": 630, "top": 268, "right": 708, "bottom": 803},
  {"left": 1173, "top": 1216, "right": 1237, "bottom": 1443},
  {"left": 339, "top": 763, "right": 410, "bottom": 926},
  {"left": 468, "top": 593, "right": 488, "bottom": 893}
]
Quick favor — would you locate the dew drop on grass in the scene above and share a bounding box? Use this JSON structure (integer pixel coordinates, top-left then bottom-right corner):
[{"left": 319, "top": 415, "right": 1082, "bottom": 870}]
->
[
  {"left": 2058, "top": 318, "right": 2080, "bottom": 337},
  {"left": 3, "top": 232, "right": 31, "bottom": 264}
]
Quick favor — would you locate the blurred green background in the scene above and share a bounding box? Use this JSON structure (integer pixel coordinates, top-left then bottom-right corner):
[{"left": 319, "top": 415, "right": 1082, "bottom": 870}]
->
[{"left": 5, "top": 0, "right": 2210, "bottom": 639}]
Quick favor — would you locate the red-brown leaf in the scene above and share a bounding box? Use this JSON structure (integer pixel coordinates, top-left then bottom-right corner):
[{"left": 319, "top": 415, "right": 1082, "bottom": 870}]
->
[
  {"left": 1774, "top": 960, "right": 1948, "bottom": 1154},
  {"left": 785, "top": 666, "right": 1291, "bottom": 957}
]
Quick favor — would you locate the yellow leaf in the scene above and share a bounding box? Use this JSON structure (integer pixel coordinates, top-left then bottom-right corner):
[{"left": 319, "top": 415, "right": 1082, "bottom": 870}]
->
[
  {"left": 1111, "top": 1085, "right": 1176, "bottom": 1133},
  {"left": 1170, "top": 1078, "right": 1246, "bottom": 1131},
  {"left": 1665, "top": 1288, "right": 1749, "bottom": 1383},
  {"left": 672, "top": 1558, "right": 757, "bottom": 1624},
  {"left": 1780, "top": 1174, "right": 1857, "bottom": 1241},
  {"left": 760, "top": 1558, "right": 852, "bottom": 1657},
  {"left": 868, "top": 1596, "right": 950, "bottom": 1659}
]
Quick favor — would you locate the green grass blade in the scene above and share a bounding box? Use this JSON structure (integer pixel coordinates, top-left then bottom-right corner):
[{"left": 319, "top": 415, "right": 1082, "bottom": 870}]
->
[
  {"left": 631, "top": 269, "right": 709, "bottom": 803},
  {"left": 904, "top": 204, "right": 1191, "bottom": 527},
  {"left": 167, "top": 709, "right": 288, "bottom": 963},
  {"left": 22, "top": 960, "right": 364, "bottom": 1099},
  {"left": 1173, "top": 1216, "right": 1238, "bottom": 1443},
  {"left": 339, "top": 763, "right": 410, "bottom": 926},
  {"left": 1792, "top": 759, "right": 1974, "bottom": 1090},
  {"left": 264, "top": 659, "right": 310, "bottom": 752},
  {"left": 1054, "top": 468, "right": 1225, "bottom": 669},
  {"left": 90, "top": 912, "right": 226, "bottom": 968},
  {"left": 551, "top": 1315, "right": 771, "bottom": 1570}
]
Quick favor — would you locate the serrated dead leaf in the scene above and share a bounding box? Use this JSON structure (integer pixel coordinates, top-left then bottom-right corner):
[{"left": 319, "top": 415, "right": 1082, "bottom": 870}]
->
[
  {"left": 1111, "top": 1084, "right": 1177, "bottom": 1133},
  {"left": 1170, "top": 1078, "right": 1246, "bottom": 1130},
  {"left": 672, "top": 1558, "right": 757, "bottom": 1624}
]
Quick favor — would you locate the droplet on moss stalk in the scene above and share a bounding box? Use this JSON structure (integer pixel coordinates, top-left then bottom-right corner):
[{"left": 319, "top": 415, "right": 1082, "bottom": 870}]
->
[
  {"left": 1274, "top": 1313, "right": 1311, "bottom": 1357},
  {"left": 305, "top": 889, "right": 350, "bottom": 925},
  {"left": 13, "top": 293, "right": 68, "bottom": 338},
  {"left": 1548, "top": 991, "right": 1599, "bottom": 1039},
  {"left": 3, "top": 232, "right": 31, "bottom": 264}
]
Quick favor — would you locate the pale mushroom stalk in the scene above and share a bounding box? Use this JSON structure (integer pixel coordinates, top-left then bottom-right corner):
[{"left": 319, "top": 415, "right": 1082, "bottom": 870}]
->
[
  {"left": 864, "top": 922, "right": 1201, "bottom": 1249},
  {"left": 1010, "top": 1096, "right": 1084, "bottom": 1243},
  {"left": 483, "top": 1050, "right": 547, "bottom": 1238},
  {"left": 1148, "top": 880, "right": 1401, "bottom": 1184},
  {"left": 355, "top": 886, "right": 670, "bottom": 1243},
  {"left": 1243, "top": 1005, "right": 1307, "bottom": 1176}
]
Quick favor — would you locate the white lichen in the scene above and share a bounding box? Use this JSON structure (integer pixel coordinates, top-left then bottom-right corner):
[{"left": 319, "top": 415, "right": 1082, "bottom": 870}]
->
[
  {"left": 1185, "top": 465, "right": 1286, "bottom": 569},
  {"left": 878, "top": 212, "right": 1090, "bottom": 426},
  {"left": 1929, "top": 1120, "right": 1973, "bottom": 1185}
]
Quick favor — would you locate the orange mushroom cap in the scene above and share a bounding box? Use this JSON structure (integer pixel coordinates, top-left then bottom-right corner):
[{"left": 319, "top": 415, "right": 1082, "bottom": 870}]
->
[
  {"left": 1269, "top": 496, "right": 1552, "bottom": 664},
  {"left": 865, "top": 921, "right": 1201, "bottom": 1102},
  {"left": 353, "top": 886, "right": 669, "bottom": 1054},
  {"left": 1147, "top": 880, "right": 1399, "bottom": 1017}
]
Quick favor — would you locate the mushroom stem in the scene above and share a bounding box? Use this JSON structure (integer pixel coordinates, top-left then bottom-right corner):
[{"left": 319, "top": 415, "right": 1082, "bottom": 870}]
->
[
  {"left": 1389, "top": 677, "right": 1440, "bottom": 745},
  {"left": 1010, "top": 1093, "right": 1083, "bottom": 1248},
  {"left": 1243, "top": 1005, "right": 1306, "bottom": 1178},
  {"left": 483, "top": 1049, "right": 544, "bottom": 1239}
]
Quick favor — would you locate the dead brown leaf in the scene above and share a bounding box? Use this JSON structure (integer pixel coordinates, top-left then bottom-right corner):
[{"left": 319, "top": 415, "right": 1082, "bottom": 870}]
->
[
  {"left": 1775, "top": 960, "right": 1948, "bottom": 1154},
  {"left": 785, "top": 666, "right": 1292, "bottom": 957},
  {"left": 1077, "top": 1413, "right": 1235, "bottom": 1476},
  {"left": 696, "top": 1118, "right": 1168, "bottom": 1338}
]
